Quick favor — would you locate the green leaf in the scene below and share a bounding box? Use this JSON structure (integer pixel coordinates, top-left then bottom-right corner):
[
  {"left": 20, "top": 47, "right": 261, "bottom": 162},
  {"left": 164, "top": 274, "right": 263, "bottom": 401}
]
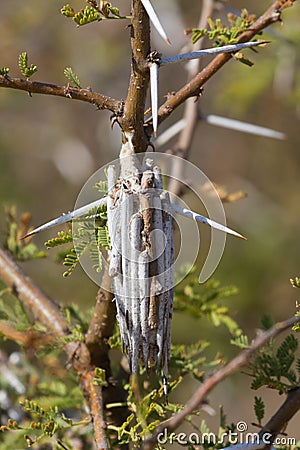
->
[
  {"left": 254, "top": 396, "right": 265, "bottom": 425},
  {"left": 290, "top": 276, "right": 300, "bottom": 288},
  {"left": 0, "top": 67, "right": 9, "bottom": 76},
  {"left": 45, "top": 230, "right": 73, "bottom": 248},
  {"left": 18, "top": 52, "right": 37, "bottom": 79},
  {"left": 61, "top": 4, "right": 75, "bottom": 17},
  {"left": 73, "top": 6, "right": 101, "bottom": 26},
  {"left": 231, "top": 334, "right": 249, "bottom": 349},
  {"left": 63, "top": 67, "right": 82, "bottom": 89},
  {"left": 261, "top": 313, "right": 274, "bottom": 330}
]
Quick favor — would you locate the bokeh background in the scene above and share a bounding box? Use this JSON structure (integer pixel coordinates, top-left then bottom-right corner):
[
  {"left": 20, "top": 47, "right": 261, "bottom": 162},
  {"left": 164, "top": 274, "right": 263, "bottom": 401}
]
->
[{"left": 1, "top": 0, "right": 300, "bottom": 443}]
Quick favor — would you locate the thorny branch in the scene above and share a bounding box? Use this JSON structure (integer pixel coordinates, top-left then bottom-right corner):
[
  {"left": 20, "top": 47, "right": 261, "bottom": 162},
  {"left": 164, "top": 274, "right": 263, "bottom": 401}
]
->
[
  {"left": 157, "top": 0, "right": 295, "bottom": 127},
  {"left": 0, "top": 1, "right": 294, "bottom": 143},
  {"left": 141, "top": 315, "right": 300, "bottom": 450}
]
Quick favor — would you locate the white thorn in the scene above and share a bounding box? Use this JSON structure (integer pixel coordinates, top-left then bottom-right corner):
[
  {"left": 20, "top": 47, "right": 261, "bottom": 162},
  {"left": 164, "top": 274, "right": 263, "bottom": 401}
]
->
[
  {"left": 204, "top": 114, "right": 285, "bottom": 140},
  {"left": 141, "top": 0, "right": 171, "bottom": 45},
  {"left": 150, "top": 62, "right": 159, "bottom": 136},
  {"left": 23, "top": 197, "right": 108, "bottom": 238},
  {"left": 155, "top": 118, "right": 186, "bottom": 147},
  {"left": 171, "top": 203, "right": 247, "bottom": 240},
  {"left": 160, "top": 41, "right": 267, "bottom": 65}
]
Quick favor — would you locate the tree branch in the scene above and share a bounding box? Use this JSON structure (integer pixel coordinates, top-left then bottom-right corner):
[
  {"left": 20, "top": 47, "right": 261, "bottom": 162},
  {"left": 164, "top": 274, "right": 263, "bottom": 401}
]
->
[
  {"left": 141, "top": 315, "right": 300, "bottom": 450},
  {"left": 0, "top": 75, "right": 122, "bottom": 114},
  {"left": 119, "top": 0, "right": 151, "bottom": 152},
  {"left": 260, "top": 387, "right": 300, "bottom": 448},
  {"left": 0, "top": 248, "right": 68, "bottom": 337},
  {"left": 85, "top": 266, "right": 116, "bottom": 371},
  {"left": 157, "top": 0, "right": 295, "bottom": 127}
]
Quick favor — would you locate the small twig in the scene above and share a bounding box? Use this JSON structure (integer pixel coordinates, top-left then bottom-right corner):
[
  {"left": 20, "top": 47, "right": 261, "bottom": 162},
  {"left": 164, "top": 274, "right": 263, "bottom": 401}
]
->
[
  {"left": 0, "top": 75, "right": 121, "bottom": 113},
  {"left": 83, "top": 371, "right": 108, "bottom": 450},
  {"left": 0, "top": 322, "right": 53, "bottom": 347},
  {"left": 141, "top": 314, "right": 300, "bottom": 450}
]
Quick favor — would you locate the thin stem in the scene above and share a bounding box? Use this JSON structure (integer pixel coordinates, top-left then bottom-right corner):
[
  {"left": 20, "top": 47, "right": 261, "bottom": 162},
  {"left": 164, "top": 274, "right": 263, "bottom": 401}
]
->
[
  {"left": 0, "top": 75, "right": 121, "bottom": 114},
  {"left": 83, "top": 372, "right": 108, "bottom": 450}
]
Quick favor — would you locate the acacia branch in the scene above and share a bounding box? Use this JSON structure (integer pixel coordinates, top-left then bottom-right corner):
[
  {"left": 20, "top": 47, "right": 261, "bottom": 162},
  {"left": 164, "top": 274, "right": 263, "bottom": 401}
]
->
[
  {"left": 141, "top": 315, "right": 300, "bottom": 450},
  {"left": 0, "top": 75, "right": 122, "bottom": 114},
  {"left": 157, "top": 0, "right": 295, "bottom": 127}
]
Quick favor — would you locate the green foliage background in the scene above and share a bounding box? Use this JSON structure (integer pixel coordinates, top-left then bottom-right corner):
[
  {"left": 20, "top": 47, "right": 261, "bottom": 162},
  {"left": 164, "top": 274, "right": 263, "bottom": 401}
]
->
[{"left": 0, "top": 0, "right": 300, "bottom": 446}]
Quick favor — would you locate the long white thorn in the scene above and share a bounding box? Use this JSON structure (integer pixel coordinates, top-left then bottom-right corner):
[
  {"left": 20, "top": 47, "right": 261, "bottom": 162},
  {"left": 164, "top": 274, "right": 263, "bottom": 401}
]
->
[
  {"left": 155, "top": 118, "right": 186, "bottom": 147},
  {"left": 204, "top": 114, "right": 285, "bottom": 140},
  {"left": 155, "top": 113, "right": 284, "bottom": 146},
  {"left": 150, "top": 62, "right": 159, "bottom": 136},
  {"left": 23, "top": 197, "right": 108, "bottom": 238},
  {"left": 160, "top": 41, "right": 267, "bottom": 65},
  {"left": 140, "top": 0, "right": 171, "bottom": 45},
  {"left": 171, "top": 203, "right": 247, "bottom": 240}
]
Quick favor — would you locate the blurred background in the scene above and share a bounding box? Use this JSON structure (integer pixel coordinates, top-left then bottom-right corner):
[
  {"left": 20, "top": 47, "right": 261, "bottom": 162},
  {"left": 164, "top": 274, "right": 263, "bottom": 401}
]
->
[{"left": 0, "top": 0, "right": 300, "bottom": 442}]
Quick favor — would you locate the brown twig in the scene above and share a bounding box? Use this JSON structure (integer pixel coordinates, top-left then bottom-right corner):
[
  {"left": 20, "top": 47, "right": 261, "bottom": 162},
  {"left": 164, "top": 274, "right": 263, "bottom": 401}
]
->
[
  {"left": 0, "top": 75, "right": 121, "bottom": 114},
  {"left": 86, "top": 265, "right": 116, "bottom": 370},
  {"left": 157, "top": 0, "right": 295, "bottom": 127},
  {"left": 0, "top": 322, "right": 53, "bottom": 347},
  {"left": 141, "top": 314, "right": 300, "bottom": 450},
  {"left": 82, "top": 371, "right": 108, "bottom": 450},
  {"left": 119, "top": 0, "right": 151, "bottom": 152}
]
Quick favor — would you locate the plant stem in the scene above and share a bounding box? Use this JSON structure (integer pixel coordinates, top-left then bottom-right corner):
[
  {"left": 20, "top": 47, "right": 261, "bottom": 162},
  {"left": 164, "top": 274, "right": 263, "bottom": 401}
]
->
[{"left": 0, "top": 75, "right": 121, "bottom": 114}]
